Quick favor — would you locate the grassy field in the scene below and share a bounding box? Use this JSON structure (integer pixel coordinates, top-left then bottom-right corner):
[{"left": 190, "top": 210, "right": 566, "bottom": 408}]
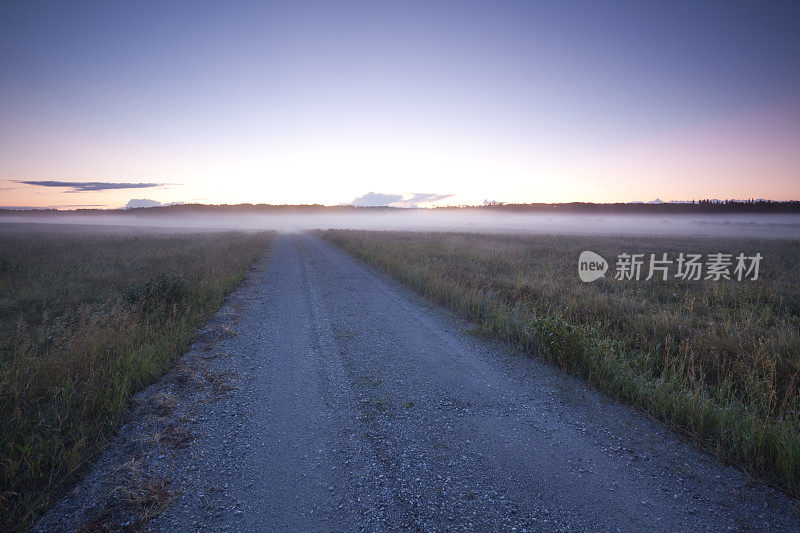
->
[
  {"left": 322, "top": 229, "right": 800, "bottom": 496},
  {"left": 0, "top": 224, "right": 272, "bottom": 530}
]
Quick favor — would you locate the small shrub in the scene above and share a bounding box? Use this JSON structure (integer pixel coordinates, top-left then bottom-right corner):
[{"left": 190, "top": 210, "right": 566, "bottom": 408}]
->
[
  {"left": 0, "top": 255, "right": 12, "bottom": 275},
  {"left": 123, "top": 273, "right": 188, "bottom": 314}
]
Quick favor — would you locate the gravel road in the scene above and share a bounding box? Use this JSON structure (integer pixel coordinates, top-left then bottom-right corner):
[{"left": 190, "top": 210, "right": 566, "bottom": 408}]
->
[{"left": 37, "top": 233, "right": 799, "bottom": 532}]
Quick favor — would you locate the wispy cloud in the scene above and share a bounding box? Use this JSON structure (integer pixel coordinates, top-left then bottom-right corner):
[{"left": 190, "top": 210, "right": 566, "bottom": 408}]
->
[
  {"left": 125, "top": 198, "right": 162, "bottom": 208},
  {"left": 350, "top": 192, "right": 452, "bottom": 207},
  {"left": 15, "top": 180, "right": 165, "bottom": 192},
  {"left": 350, "top": 192, "right": 404, "bottom": 207},
  {"left": 393, "top": 193, "right": 453, "bottom": 208}
]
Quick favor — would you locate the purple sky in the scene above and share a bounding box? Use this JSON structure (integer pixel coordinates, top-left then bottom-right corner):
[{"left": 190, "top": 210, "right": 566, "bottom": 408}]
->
[{"left": 1, "top": 1, "right": 798, "bottom": 208}]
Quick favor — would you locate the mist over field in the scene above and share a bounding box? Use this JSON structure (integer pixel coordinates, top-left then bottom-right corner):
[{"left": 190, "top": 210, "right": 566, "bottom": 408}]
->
[{"left": 3, "top": 209, "right": 800, "bottom": 239}]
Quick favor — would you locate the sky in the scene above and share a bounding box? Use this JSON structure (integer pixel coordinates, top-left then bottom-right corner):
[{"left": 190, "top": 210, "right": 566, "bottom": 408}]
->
[{"left": 1, "top": 0, "right": 798, "bottom": 209}]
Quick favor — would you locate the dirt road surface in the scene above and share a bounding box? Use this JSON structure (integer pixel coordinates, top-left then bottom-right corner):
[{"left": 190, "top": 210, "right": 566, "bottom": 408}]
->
[{"left": 37, "top": 234, "right": 799, "bottom": 532}]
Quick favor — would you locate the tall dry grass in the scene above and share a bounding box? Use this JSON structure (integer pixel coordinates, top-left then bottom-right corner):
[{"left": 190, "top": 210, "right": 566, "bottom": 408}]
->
[
  {"left": 322, "top": 229, "right": 800, "bottom": 496},
  {"left": 0, "top": 225, "right": 271, "bottom": 530}
]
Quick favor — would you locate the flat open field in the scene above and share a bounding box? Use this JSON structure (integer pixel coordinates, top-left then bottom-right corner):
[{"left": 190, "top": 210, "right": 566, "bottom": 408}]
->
[
  {"left": 0, "top": 224, "right": 272, "bottom": 529},
  {"left": 32, "top": 234, "right": 800, "bottom": 531},
  {"left": 322, "top": 230, "right": 800, "bottom": 495},
  {"left": 5, "top": 228, "right": 800, "bottom": 531}
]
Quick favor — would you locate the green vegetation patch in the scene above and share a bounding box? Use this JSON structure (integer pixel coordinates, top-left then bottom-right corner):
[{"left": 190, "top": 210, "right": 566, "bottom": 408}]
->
[{"left": 0, "top": 225, "right": 272, "bottom": 530}]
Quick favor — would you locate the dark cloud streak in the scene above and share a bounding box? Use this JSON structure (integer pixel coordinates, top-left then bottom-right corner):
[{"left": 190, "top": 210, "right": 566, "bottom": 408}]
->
[{"left": 15, "top": 180, "right": 165, "bottom": 192}]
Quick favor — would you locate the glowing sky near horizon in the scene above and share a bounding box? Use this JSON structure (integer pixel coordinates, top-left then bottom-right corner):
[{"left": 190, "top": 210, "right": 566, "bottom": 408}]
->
[{"left": 1, "top": 0, "right": 799, "bottom": 209}]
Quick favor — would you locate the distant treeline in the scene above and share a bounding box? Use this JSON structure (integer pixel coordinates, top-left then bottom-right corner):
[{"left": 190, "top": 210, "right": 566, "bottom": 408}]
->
[
  {"left": 2, "top": 199, "right": 800, "bottom": 215},
  {"left": 467, "top": 199, "right": 800, "bottom": 214}
]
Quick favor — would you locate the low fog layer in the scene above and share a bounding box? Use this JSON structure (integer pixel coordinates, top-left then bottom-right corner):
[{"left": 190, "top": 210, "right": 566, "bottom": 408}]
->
[{"left": 2, "top": 210, "right": 800, "bottom": 239}]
